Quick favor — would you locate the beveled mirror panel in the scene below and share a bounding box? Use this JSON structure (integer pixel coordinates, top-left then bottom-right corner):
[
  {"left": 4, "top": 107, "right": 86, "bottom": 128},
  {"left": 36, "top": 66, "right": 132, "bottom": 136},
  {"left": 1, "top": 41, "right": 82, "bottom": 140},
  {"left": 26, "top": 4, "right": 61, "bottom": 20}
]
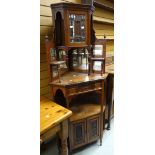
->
[
  {"left": 50, "top": 48, "right": 56, "bottom": 61},
  {"left": 69, "top": 14, "right": 86, "bottom": 43},
  {"left": 50, "top": 48, "right": 67, "bottom": 78},
  {"left": 93, "top": 45, "right": 103, "bottom": 55}
]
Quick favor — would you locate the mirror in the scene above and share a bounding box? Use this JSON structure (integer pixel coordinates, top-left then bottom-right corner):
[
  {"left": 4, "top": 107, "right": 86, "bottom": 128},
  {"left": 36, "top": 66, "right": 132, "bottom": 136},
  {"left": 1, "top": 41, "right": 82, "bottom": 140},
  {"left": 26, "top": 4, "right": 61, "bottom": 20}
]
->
[
  {"left": 69, "top": 14, "right": 86, "bottom": 43},
  {"left": 93, "top": 45, "right": 103, "bottom": 56},
  {"left": 50, "top": 48, "right": 67, "bottom": 78},
  {"left": 50, "top": 48, "right": 56, "bottom": 61},
  {"left": 72, "top": 48, "right": 88, "bottom": 71},
  {"left": 93, "top": 44, "right": 104, "bottom": 71}
]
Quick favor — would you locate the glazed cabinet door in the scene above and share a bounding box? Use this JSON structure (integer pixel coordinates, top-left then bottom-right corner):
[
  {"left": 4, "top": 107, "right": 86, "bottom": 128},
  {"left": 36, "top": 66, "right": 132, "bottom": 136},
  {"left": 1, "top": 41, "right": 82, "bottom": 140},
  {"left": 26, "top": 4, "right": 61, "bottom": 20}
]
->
[
  {"left": 87, "top": 115, "right": 100, "bottom": 143},
  {"left": 70, "top": 119, "right": 87, "bottom": 150}
]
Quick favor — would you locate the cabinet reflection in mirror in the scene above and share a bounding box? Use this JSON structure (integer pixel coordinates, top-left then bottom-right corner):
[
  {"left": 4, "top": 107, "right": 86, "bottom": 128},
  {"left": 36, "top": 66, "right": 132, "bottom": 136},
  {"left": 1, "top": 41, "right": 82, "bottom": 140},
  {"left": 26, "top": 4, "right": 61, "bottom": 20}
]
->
[
  {"left": 72, "top": 48, "right": 88, "bottom": 71},
  {"left": 69, "top": 14, "right": 86, "bottom": 43},
  {"left": 50, "top": 48, "right": 56, "bottom": 61}
]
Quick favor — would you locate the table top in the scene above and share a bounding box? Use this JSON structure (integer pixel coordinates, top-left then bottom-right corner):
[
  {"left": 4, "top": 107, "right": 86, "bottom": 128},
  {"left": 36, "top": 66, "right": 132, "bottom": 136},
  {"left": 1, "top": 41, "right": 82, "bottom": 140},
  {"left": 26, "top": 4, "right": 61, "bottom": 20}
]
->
[
  {"left": 40, "top": 96, "right": 72, "bottom": 135},
  {"left": 106, "top": 64, "right": 114, "bottom": 74},
  {"left": 50, "top": 72, "right": 108, "bottom": 87}
]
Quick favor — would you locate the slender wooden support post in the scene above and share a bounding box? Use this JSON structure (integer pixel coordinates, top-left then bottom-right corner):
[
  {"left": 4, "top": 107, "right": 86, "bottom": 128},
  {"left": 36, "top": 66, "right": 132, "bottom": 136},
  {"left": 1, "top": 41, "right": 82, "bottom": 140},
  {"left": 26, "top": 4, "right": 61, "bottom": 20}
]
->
[
  {"left": 101, "top": 62, "right": 103, "bottom": 76},
  {"left": 59, "top": 120, "right": 69, "bottom": 155},
  {"left": 57, "top": 64, "right": 61, "bottom": 83},
  {"left": 107, "top": 74, "right": 114, "bottom": 130},
  {"left": 100, "top": 80, "right": 105, "bottom": 146}
]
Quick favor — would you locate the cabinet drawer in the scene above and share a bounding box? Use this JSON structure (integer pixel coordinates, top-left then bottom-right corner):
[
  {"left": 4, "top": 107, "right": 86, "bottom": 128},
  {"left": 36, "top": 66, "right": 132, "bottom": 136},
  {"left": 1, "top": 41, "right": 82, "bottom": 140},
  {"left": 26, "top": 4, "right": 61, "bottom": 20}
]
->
[
  {"left": 78, "top": 84, "right": 92, "bottom": 92},
  {"left": 68, "top": 87, "right": 77, "bottom": 95},
  {"left": 78, "top": 82, "right": 102, "bottom": 92},
  {"left": 67, "top": 82, "right": 102, "bottom": 96},
  {"left": 94, "top": 82, "right": 102, "bottom": 89}
]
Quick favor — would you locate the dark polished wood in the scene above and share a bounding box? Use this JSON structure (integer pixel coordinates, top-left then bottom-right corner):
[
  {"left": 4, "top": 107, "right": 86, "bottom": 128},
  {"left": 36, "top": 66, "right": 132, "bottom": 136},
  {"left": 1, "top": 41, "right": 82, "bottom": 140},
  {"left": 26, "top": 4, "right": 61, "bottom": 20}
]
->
[
  {"left": 49, "top": 72, "right": 107, "bottom": 151},
  {"left": 45, "top": 2, "right": 109, "bottom": 153},
  {"left": 50, "top": 3, "right": 95, "bottom": 71},
  {"left": 51, "top": 3, "right": 94, "bottom": 48}
]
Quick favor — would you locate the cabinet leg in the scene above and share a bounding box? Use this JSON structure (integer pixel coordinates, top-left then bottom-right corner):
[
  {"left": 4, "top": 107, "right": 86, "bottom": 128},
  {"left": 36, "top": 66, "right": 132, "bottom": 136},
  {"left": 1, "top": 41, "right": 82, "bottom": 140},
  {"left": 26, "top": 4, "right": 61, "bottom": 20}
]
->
[
  {"left": 100, "top": 114, "right": 103, "bottom": 146},
  {"left": 100, "top": 137, "right": 102, "bottom": 146},
  {"left": 107, "top": 103, "right": 111, "bottom": 130},
  {"left": 107, "top": 75, "right": 114, "bottom": 130}
]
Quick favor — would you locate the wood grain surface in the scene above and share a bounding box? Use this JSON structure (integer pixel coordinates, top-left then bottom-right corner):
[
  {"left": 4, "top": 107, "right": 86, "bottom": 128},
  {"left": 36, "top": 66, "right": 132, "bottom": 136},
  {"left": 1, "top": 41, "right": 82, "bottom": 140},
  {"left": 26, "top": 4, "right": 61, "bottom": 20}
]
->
[{"left": 40, "top": 96, "right": 72, "bottom": 135}]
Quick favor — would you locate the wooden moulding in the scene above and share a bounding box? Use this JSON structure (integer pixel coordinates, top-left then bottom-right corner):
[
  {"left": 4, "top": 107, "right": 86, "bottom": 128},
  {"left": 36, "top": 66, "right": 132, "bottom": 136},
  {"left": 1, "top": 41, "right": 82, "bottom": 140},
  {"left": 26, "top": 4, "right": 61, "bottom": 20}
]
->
[
  {"left": 94, "top": 1, "right": 114, "bottom": 12},
  {"left": 94, "top": 16, "right": 114, "bottom": 24},
  {"left": 69, "top": 103, "right": 106, "bottom": 122}
]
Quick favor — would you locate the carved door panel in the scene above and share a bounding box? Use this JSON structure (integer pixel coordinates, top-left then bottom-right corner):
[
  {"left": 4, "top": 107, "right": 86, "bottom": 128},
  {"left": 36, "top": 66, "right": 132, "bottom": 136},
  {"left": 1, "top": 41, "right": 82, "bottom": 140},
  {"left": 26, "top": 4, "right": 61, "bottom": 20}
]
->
[
  {"left": 70, "top": 119, "right": 87, "bottom": 150},
  {"left": 87, "top": 115, "right": 100, "bottom": 143}
]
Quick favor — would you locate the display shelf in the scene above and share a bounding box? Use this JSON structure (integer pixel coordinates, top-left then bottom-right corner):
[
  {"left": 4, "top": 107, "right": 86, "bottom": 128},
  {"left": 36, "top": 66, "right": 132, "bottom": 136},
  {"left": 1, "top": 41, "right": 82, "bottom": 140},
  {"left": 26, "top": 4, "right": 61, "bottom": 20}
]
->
[{"left": 69, "top": 103, "right": 106, "bottom": 122}]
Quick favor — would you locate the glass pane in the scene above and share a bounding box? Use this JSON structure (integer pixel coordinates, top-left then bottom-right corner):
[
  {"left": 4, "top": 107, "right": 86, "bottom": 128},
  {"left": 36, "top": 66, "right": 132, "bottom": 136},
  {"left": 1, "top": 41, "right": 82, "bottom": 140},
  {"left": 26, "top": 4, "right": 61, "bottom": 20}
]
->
[
  {"left": 50, "top": 48, "right": 56, "bottom": 61},
  {"left": 69, "top": 14, "right": 86, "bottom": 43}
]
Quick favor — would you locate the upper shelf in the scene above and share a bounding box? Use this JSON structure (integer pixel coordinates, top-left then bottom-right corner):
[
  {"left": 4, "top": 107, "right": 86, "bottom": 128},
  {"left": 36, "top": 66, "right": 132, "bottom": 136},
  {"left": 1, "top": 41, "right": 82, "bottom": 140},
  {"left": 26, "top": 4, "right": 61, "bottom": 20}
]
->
[
  {"left": 96, "top": 35, "right": 114, "bottom": 40},
  {"left": 94, "top": 1, "right": 114, "bottom": 12},
  {"left": 93, "top": 16, "right": 114, "bottom": 24}
]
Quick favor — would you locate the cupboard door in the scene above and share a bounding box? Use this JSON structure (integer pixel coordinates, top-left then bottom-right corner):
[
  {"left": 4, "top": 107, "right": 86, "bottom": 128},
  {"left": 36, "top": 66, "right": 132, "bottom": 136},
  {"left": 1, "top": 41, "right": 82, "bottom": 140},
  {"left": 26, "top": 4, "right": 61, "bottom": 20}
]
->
[
  {"left": 70, "top": 119, "right": 87, "bottom": 150},
  {"left": 87, "top": 115, "right": 100, "bottom": 143}
]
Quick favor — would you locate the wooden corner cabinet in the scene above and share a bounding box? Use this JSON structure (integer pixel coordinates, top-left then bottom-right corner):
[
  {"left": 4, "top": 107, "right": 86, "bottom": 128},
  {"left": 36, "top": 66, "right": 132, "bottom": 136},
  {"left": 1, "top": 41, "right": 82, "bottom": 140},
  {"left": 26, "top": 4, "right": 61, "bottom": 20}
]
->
[
  {"left": 50, "top": 3, "right": 94, "bottom": 47},
  {"left": 50, "top": 73, "right": 106, "bottom": 152},
  {"left": 46, "top": 2, "right": 107, "bottom": 154},
  {"left": 50, "top": 3, "right": 95, "bottom": 71}
]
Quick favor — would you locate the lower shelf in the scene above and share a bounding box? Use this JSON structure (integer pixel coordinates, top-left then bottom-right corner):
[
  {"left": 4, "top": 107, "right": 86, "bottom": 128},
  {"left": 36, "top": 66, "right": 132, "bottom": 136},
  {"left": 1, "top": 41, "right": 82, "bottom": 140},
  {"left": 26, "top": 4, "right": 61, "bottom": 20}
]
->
[{"left": 69, "top": 102, "right": 105, "bottom": 122}]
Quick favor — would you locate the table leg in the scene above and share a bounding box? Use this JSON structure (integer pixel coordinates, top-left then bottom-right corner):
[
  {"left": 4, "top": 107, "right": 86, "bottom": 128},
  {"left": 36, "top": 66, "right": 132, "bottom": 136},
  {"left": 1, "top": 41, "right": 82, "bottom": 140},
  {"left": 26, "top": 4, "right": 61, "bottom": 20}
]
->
[{"left": 59, "top": 120, "right": 68, "bottom": 155}]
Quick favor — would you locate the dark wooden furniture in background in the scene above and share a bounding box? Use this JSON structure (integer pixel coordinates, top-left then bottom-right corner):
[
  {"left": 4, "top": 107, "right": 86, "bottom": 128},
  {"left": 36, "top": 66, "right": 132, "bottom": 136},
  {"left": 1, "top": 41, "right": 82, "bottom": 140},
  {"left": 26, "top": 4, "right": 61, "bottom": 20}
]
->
[
  {"left": 49, "top": 73, "right": 107, "bottom": 152},
  {"left": 40, "top": 96, "right": 72, "bottom": 155},
  {"left": 105, "top": 64, "right": 114, "bottom": 130}
]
